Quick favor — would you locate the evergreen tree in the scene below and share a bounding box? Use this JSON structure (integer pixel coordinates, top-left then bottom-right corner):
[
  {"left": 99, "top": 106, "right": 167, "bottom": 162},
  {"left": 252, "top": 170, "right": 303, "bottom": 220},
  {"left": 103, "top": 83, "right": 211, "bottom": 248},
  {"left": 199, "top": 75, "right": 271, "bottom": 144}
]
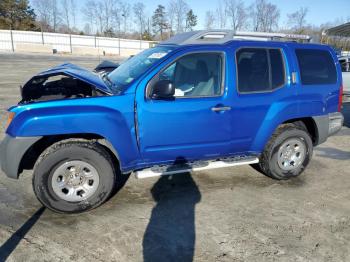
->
[
  {"left": 152, "top": 5, "right": 168, "bottom": 40},
  {"left": 185, "top": 9, "right": 197, "bottom": 31},
  {"left": 142, "top": 30, "right": 153, "bottom": 41},
  {"left": 0, "top": 0, "right": 37, "bottom": 30}
]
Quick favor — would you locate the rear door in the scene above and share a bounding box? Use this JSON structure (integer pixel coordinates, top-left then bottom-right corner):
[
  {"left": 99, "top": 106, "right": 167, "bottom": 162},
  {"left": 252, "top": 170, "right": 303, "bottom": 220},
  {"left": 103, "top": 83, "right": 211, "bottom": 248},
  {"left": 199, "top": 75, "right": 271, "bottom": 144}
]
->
[{"left": 227, "top": 43, "right": 298, "bottom": 153}]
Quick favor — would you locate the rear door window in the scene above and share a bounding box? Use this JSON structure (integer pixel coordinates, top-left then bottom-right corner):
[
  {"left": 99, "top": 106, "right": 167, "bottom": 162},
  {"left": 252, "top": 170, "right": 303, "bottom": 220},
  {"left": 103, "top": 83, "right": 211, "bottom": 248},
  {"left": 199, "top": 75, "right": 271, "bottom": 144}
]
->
[
  {"left": 270, "top": 49, "right": 285, "bottom": 89},
  {"left": 236, "top": 48, "right": 286, "bottom": 93},
  {"left": 295, "top": 49, "right": 337, "bottom": 85}
]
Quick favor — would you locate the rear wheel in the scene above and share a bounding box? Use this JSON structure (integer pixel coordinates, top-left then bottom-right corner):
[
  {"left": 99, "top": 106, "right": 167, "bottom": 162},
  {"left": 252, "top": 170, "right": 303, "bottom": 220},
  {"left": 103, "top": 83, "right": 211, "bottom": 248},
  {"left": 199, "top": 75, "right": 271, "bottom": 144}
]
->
[
  {"left": 254, "top": 123, "right": 313, "bottom": 180},
  {"left": 32, "top": 139, "right": 117, "bottom": 213}
]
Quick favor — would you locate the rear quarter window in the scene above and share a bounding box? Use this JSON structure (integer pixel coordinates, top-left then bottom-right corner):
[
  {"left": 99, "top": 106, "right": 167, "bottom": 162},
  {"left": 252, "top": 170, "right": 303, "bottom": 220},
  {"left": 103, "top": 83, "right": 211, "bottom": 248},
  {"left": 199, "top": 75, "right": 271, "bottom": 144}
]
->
[{"left": 295, "top": 49, "right": 337, "bottom": 85}]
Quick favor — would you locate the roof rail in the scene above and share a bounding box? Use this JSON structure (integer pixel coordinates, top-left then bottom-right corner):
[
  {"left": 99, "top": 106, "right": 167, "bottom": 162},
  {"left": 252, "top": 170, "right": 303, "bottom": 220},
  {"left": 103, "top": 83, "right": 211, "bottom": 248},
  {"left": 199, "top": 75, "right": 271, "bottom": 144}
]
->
[
  {"left": 161, "top": 30, "right": 312, "bottom": 45},
  {"left": 161, "top": 30, "right": 235, "bottom": 45},
  {"left": 234, "top": 31, "right": 311, "bottom": 42}
]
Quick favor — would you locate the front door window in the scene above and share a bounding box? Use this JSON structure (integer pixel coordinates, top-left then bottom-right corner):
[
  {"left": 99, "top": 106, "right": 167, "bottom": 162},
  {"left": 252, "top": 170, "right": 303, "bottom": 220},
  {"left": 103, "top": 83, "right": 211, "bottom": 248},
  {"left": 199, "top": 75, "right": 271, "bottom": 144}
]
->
[{"left": 156, "top": 53, "right": 223, "bottom": 97}]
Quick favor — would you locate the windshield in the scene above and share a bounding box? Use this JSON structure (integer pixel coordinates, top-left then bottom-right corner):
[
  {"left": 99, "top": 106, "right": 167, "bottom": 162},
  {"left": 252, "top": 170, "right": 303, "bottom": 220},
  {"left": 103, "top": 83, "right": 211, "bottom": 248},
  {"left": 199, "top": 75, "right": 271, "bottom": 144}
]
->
[{"left": 108, "top": 46, "right": 175, "bottom": 93}]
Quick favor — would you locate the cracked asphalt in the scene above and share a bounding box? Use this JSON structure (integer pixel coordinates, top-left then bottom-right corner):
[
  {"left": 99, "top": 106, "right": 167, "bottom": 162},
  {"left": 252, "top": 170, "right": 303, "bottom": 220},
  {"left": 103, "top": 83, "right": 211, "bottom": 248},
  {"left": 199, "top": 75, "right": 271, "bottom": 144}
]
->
[{"left": 0, "top": 52, "right": 349, "bottom": 262}]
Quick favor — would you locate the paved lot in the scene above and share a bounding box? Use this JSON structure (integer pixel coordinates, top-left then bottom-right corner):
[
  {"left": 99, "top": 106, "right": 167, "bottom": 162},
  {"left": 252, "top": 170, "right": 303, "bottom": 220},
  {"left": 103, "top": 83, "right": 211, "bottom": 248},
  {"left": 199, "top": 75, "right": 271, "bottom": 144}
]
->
[{"left": 0, "top": 52, "right": 349, "bottom": 262}]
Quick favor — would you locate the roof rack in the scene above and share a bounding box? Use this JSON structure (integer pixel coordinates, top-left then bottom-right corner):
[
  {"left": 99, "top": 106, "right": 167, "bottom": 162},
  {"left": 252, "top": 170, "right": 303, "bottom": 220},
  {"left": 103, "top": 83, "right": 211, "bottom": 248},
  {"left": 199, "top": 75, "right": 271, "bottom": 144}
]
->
[
  {"left": 234, "top": 31, "right": 311, "bottom": 42},
  {"left": 161, "top": 30, "right": 312, "bottom": 45}
]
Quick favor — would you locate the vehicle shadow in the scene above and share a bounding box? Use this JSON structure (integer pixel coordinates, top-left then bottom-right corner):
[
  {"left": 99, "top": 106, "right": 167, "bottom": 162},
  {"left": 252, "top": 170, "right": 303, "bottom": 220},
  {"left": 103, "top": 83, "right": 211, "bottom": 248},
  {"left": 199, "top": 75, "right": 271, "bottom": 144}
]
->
[
  {"left": 142, "top": 172, "right": 201, "bottom": 262},
  {"left": 315, "top": 147, "right": 350, "bottom": 160},
  {"left": 0, "top": 206, "right": 45, "bottom": 261}
]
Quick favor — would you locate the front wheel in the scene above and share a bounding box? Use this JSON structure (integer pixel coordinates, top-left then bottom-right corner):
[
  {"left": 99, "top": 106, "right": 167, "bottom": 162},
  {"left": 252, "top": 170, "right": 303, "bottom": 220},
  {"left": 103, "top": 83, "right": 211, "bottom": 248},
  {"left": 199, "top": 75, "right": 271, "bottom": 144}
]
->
[
  {"left": 255, "top": 123, "right": 313, "bottom": 180},
  {"left": 32, "top": 139, "right": 117, "bottom": 213}
]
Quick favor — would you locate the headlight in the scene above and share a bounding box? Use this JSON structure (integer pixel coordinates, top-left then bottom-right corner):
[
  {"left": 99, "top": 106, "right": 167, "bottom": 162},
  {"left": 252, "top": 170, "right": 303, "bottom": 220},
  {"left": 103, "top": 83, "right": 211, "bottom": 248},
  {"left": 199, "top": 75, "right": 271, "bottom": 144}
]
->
[{"left": 5, "top": 112, "right": 15, "bottom": 129}]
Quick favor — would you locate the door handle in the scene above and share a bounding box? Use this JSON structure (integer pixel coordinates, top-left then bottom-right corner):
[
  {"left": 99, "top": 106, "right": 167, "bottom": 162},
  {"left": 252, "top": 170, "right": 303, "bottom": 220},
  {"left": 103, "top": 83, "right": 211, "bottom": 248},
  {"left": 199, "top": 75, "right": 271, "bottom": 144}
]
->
[{"left": 211, "top": 106, "right": 231, "bottom": 112}]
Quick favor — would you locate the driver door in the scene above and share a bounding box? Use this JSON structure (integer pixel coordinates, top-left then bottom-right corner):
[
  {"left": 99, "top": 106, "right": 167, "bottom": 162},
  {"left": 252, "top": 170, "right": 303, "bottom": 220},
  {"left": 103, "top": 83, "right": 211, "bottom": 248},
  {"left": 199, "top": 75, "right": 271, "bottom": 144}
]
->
[{"left": 136, "top": 50, "right": 235, "bottom": 165}]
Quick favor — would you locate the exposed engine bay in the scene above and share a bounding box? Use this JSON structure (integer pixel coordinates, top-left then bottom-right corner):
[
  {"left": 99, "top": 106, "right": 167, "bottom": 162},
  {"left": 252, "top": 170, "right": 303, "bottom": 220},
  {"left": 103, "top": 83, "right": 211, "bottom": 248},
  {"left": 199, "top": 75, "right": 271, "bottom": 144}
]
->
[{"left": 20, "top": 73, "right": 107, "bottom": 104}]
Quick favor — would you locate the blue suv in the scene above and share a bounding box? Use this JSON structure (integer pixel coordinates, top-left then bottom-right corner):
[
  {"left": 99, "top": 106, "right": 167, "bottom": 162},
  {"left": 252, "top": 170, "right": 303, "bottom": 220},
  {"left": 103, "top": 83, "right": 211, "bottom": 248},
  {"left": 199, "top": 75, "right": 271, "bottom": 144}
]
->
[{"left": 0, "top": 30, "right": 344, "bottom": 213}]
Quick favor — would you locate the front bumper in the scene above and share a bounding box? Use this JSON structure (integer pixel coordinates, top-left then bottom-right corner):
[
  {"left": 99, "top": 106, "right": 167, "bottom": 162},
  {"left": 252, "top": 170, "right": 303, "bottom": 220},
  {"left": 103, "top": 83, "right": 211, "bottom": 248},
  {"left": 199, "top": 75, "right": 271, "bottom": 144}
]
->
[
  {"left": 312, "top": 112, "right": 344, "bottom": 145},
  {"left": 0, "top": 135, "right": 42, "bottom": 179}
]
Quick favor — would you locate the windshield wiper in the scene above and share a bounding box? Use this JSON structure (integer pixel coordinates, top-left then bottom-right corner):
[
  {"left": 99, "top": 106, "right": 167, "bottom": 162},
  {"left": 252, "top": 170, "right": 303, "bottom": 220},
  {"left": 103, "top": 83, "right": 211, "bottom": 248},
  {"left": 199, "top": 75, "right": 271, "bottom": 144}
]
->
[
  {"left": 101, "top": 73, "right": 122, "bottom": 94},
  {"left": 102, "top": 74, "right": 113, "bottom": 87}
]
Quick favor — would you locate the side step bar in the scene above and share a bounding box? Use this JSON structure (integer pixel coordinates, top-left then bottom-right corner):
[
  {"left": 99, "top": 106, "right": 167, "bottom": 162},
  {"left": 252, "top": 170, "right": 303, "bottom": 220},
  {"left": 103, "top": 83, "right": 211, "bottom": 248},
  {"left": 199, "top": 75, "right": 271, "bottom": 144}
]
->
[{"left": 134, "top": 157, "right": 259, "bottom": 179}]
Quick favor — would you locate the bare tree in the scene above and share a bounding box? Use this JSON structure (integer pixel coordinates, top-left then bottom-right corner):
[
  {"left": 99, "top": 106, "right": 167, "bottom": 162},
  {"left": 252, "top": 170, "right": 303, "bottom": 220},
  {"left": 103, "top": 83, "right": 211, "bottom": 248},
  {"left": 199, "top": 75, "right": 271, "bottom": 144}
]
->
[
  {"left": 110, "top": 0, "right": 123, "bottom": 36},
  {"left": 70, "top": 0, "right": 77, "bottom": 29},
  {"left": 215, "top": 0, "right": 226, "bottom": 29},
  {"left": 133, "top": 2, "right": 146, "bottom": 38},
  {"left": 225, "top": 0, "right": 247, "bottom": 31},
  {"left": 169, "top": 0, "right": 189, "bottom": 33},
  {"left": 33, "top": 0, "right": 52, "bottom": 31},
  {"left": 81, "top": 0, "right": 113, "bottom": 35},
  {"left": 33, "top": 0, "right": 60, "bottom": 32},
  {"left": 120, "top": 1, "right": 131, "bottom": 36},
  {"left": 250, "top": 0, "right": 280, "bottom": 32},
  {"left": 50, "top": 0, "right": 60, "bottom": 32},
  {"left": 82, "top": 0, "right": 104, "bottom": 34},
  {"left": 204, "top": 11, "right": 215, "bottom": 30},
  {"left": 102, "top": 0, "right": 114, "bottom": 32},
  {"left": 250, "top": 0, "right": 262, "bottom": 31},
  {"left": 61, "top": 0, "right": 71, "bottom": 32},
  {"left": 83, "top": 23, "right": 92, "bottom": 35},
  {"left": 167, "top": 1, "right": 176, "bottom": 35},
  {"left": 93, "top": 1, "right": 105, "bottom": 34},
  {"left": 264, "top": 3, "right": 280, "bottom": 32},
  {"left": 287, "top": 7, "right": 308, "bottom": 33},
  {"left": 81, "top": 0, "right": 96, "bottom": 33}
]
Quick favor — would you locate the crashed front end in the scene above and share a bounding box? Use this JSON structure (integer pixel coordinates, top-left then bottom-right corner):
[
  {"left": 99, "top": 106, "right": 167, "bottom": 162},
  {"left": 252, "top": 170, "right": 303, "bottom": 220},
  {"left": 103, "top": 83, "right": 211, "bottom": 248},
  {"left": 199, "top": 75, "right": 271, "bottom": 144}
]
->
[
  {"left": 1, "top": 63, "right": 116, "bottom": 178},
  {"left": 20, "top": 63, "right": 113, "bottom": 104}
]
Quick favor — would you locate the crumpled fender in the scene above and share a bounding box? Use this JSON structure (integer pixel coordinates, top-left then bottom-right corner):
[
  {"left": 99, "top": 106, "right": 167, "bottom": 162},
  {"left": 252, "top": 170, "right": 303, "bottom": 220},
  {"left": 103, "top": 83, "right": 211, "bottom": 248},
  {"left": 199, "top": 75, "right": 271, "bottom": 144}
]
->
[{"left": 7, "top": 94, "right": 140, "bottom": 172}]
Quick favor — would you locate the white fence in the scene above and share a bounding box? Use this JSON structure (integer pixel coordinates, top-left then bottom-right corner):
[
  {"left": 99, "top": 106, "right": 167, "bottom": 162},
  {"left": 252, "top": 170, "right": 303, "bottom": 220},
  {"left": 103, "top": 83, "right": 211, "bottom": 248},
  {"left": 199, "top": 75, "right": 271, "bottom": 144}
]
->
[{"left": 0, "top": 30, "right": 155, "bottom": 57}]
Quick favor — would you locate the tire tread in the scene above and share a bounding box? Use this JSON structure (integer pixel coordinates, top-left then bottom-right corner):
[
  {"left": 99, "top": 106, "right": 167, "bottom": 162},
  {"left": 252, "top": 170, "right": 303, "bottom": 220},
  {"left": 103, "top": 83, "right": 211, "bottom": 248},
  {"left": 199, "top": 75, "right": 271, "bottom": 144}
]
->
[
  {"left": 32, "top": 138, "right": 116, "bottom": 213},
  {"left": 257, "top": 123, "right": 312, "bottom": 180}
]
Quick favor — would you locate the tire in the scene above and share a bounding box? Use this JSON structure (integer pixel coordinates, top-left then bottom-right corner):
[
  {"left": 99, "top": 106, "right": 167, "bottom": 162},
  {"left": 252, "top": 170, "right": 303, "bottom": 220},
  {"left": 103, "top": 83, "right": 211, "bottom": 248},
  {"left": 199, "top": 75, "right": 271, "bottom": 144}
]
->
[
  {"left": 255, "top": 123, "right": 313, "bottom": 180},
  {"left": 32, "top": 139, "right": 117, "bottom": 213}
]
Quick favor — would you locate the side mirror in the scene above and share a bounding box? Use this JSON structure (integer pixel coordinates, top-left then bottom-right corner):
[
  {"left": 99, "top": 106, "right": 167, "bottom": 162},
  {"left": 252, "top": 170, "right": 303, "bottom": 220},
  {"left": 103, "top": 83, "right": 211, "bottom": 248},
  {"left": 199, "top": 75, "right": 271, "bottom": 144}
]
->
[{"left": 151, "top": 80, "right": 175, "bottom": 100}]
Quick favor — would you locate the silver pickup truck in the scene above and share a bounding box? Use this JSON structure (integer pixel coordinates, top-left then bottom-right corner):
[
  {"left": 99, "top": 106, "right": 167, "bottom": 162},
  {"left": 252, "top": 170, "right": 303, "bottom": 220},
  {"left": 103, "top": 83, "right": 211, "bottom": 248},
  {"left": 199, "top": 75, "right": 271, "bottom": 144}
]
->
[{"left": 339, "top": 56, "right": 350, "bottom": 95}]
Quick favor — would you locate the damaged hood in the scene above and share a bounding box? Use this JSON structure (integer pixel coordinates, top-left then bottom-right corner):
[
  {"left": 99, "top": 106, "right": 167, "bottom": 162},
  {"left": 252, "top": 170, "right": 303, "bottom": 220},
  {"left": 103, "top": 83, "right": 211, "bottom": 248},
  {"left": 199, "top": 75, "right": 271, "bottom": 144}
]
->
[{"left": 37, "top": 63, "right": 112, "bottom": 94}]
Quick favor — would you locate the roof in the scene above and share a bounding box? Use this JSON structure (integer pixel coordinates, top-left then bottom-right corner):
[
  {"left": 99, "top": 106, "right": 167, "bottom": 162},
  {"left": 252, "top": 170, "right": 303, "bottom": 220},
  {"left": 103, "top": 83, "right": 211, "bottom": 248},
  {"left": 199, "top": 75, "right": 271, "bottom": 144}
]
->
[
  {"left": 160, "top": 30, "right": 312, "bottom": 45},
  {"left": 324, "top": 22, "right": 350, "bottom": 38}
]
